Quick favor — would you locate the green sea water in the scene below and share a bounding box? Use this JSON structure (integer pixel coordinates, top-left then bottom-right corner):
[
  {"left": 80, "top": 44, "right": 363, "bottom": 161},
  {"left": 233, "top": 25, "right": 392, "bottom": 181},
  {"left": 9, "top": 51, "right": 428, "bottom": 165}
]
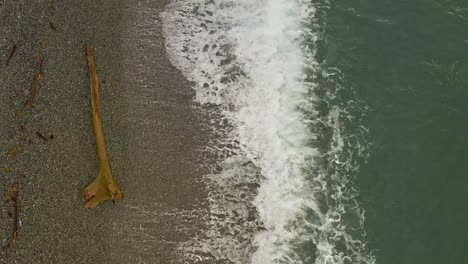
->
[{"left": 323, "top": 0, "right": 468, "bottom": 263}]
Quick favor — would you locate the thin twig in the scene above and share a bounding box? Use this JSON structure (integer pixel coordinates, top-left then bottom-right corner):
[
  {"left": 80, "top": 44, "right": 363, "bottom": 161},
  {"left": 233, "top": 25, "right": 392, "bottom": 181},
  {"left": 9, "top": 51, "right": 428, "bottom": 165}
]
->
[
  {"left": 29, "top": 60, "right": 43, "bottom": 109},
  {"left": 35, "top": 131, "right": 49, "bottom": 141},
  {"left": 6, "top": 44, "right": 17, "bottom": 65},
  {"left": 10, "top": 182, "right": 20, "bottom": 245}
]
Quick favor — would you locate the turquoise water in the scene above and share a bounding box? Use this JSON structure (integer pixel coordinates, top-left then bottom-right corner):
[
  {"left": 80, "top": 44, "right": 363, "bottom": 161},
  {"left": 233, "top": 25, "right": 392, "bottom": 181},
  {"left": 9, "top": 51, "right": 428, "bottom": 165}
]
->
[{"left": 322, "top": 1, "right": 468, "bottom": 263}]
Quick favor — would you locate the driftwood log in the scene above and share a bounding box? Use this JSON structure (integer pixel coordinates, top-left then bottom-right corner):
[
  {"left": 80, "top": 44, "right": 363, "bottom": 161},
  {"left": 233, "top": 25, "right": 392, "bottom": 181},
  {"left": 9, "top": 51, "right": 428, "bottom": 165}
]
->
[{"left": 83, "top": 44, "right": 123, "bottom": 208}]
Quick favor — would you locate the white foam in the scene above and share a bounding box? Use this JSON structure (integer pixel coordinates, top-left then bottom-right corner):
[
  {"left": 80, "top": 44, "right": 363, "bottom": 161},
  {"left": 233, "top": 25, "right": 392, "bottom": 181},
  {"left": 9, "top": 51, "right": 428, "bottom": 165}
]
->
[{"left": 162, "top": 0, "right": 375, "bottom": 263}]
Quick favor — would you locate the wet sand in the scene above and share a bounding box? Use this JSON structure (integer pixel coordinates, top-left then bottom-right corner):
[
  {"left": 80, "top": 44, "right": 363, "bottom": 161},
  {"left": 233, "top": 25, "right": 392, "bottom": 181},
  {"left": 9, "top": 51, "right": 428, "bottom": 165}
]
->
[{"left": 0, "top": 1, "right": 214, "bottom": 263}]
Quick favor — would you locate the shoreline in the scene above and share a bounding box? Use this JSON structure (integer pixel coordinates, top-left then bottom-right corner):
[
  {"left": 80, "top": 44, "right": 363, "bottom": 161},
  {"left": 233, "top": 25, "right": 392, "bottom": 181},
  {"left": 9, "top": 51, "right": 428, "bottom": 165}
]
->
[{"left": 0, "top": 1, "right": 215, "bottom": 263}]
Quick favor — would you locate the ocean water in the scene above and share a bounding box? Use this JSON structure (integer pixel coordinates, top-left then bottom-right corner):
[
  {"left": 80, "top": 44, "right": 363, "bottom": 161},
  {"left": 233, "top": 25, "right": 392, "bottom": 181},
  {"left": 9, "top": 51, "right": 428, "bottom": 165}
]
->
[
  {"left": 161, "top": 0, "right": 468, "bottom": 263},
  {"left": 329, "top": 1, "right": 468, "bottom": 264}
]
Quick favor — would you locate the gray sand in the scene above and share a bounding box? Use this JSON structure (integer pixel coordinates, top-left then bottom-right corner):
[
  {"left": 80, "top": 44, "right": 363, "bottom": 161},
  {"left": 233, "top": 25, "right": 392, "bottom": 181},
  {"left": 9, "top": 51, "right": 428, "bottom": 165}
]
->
[{"left": 0, "top": 1, "right": 215, "bottom": 263}]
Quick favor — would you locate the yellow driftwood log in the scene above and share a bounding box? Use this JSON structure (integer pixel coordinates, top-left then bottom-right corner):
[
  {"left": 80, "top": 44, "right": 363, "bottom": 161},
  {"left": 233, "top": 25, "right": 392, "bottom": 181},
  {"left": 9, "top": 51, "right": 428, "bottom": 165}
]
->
[{"left": 83, "top": 44, "right": 123, "bottom": 208}]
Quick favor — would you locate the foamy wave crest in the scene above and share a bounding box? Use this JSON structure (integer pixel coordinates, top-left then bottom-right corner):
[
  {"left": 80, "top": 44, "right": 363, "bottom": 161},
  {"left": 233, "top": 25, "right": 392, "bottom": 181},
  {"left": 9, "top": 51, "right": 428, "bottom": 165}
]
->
[{"left": 162, "top": 0, "right": 375, "bottom": 263}]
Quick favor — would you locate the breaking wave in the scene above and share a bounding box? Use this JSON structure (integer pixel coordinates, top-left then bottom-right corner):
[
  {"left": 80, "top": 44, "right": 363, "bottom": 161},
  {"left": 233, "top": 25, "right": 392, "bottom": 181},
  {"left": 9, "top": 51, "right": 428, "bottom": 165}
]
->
[{"left": 162, "top": 0, "right": 375, "bottom": 263}]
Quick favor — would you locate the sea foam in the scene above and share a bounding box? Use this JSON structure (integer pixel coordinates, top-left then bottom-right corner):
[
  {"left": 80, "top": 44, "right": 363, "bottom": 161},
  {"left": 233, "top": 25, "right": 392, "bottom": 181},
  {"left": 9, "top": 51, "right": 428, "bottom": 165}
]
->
[{"left": 162, "top": 0, "right": 375, "bottom": 263}]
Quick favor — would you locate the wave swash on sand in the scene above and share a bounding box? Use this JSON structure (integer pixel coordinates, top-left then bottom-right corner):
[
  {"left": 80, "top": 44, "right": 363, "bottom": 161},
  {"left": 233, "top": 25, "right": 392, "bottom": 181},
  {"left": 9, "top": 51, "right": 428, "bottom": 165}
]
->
[{"left": 162, "top": 0, "right": 376, "bottom": 263}]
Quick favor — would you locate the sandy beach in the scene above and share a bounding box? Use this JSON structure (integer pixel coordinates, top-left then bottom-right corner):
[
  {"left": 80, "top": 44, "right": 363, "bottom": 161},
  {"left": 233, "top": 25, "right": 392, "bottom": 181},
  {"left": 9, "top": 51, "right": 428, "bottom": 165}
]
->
[{"left": 0, "top": 1, "right": 215, "bottom": 263}]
